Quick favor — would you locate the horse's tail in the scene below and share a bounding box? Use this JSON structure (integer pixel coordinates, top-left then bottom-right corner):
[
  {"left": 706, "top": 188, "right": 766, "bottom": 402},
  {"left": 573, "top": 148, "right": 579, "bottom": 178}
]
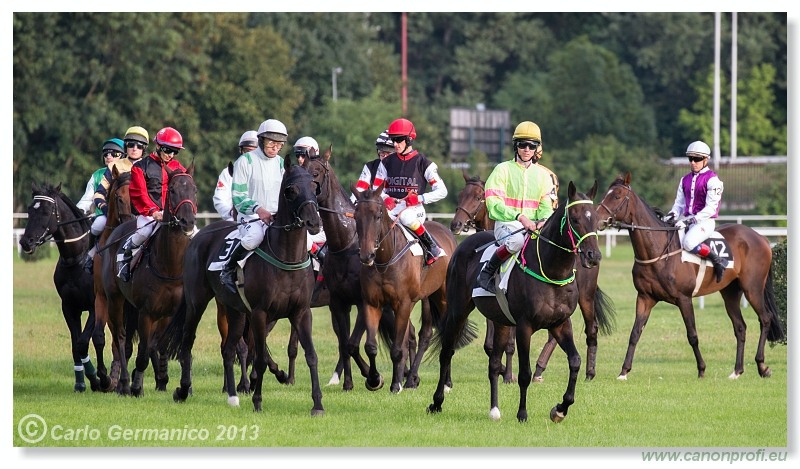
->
[
  {"left": 594, "top": 286, "right": 617, "bottom": 336},
  {"left": 764, "top": 267, "right": 786, "bottom": 344},
  {"left": 162, "top": 294, "right": 188, "bottom": 359},
  {"left": 377, "top": 305, "right": 396, "bottom": 353}
]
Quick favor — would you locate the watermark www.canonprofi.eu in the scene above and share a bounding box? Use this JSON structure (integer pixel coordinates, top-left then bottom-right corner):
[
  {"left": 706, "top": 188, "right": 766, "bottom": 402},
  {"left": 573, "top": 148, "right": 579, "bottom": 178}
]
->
[
  {"left": 17, "top": 413, "right": 262, "bottom": 445},
  {"left": 642, "top": 449, "right": 788, "bottom": 464}
]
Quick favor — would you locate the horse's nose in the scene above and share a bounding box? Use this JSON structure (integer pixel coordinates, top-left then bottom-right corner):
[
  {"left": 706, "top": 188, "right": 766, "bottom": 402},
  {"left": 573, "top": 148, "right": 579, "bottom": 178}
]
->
[
  {"left": 597, "top": 218, "right": 610, "bottom": 231},
  {"left": 450, "top": 221, "right": 463, "bottom": 234}
]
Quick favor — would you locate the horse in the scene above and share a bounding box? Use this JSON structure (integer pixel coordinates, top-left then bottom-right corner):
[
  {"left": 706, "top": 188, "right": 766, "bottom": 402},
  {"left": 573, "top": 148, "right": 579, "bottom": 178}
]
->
[
  {"left": 92, "top": 166, "right": 134, "bottom": 392},
  {"left": 303, "top": 148, "right": 412, "bottom": 391},
  {"left": 165, "top": 157, "right": 325, "bottom": 415},
  {"left": 18, "top": 182, "right": 103, "bottom": 392},
  {"left": 428, "top": 181, "right": 601, "bottom": 423},
  {"left": 450, "top": 172, "right": 615, "bottom": 383},
  {"left": 351, "top": 182, "right": 458, "bottom": 393},
  {"left": 98, "top": 163, "right": 197, "bottom": 396},
  {"left": 596, "top": 172, "right": 785, "bottom": 379}
]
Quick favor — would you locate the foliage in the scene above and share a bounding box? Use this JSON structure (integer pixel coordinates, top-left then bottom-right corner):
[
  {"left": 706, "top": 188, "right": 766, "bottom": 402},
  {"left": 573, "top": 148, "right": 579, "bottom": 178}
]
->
[{"left": 771, "top": 239, "right": 787, "bottom": 343}]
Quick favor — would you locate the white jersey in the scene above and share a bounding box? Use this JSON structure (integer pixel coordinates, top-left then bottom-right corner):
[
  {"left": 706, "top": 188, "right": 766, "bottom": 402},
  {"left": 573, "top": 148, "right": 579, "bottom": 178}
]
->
[
  {"left": 231, "top": 148, "right": 284, "bottom": 217},
  {"left": 213, "top": 166, "right": 234, "bottom": 221}
]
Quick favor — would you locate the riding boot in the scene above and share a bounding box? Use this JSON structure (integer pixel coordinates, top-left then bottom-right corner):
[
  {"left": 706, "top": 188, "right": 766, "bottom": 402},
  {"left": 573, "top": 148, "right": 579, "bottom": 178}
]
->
[
  {"left": 695, "top": 243, "right": 727, "bottom": 283},
  {"left": 314, "top": 243, "right": 328, "bottom": 265},
  {"left": 117, "top": 239, "right": 136, "bottom": 282},
  {"left": 83, "top": 233, "right": 97, "bottom": 274},
  {"left": 220, "top": 243, "right": 248, "bottom": 294},
  {"left": 476, "top": 245, "right": 512, "bottom": 293},
  {"left": 418, "top": 230, "right": 444, "bottom": 265}
]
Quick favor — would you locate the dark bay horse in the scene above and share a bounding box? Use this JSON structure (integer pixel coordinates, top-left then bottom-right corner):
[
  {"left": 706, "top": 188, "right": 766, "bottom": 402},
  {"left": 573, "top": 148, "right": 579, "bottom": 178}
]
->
[
  {"left": 98, "top": 164, "right": 197, "bottom": 396},
  {"left": 165, "top": 158, "right": 325, "bottom": 415},
  {"left": 19, "top": 182, "right": 103, "bottom": 392},
  {"left": 428, "top": 181, "right": 601, "bottom": 423},
  {"left": 351, "top": 183, "right": 458, "bottom": 393},
  {"left": 92, "top": 166, "right": 134, "bottom": 391},
  {"left": 450, "top": 172, "right": 615, "bottom": 383},
  {"left": 597, "top": 172, "right": 785, "bottom": 379}
]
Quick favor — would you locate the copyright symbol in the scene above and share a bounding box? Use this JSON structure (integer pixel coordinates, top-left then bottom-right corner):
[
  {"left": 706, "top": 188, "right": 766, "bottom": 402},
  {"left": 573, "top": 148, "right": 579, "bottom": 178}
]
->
[{"left": 18, "top": 413, "right": 47, "bottom": 444}]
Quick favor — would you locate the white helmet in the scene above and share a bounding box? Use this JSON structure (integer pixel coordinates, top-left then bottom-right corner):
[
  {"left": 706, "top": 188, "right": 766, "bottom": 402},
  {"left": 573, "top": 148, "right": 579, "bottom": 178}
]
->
[
  {"left": 293, "top": 136, "right": 319, "bottom": 159},
  {"left": 686, "top": 141, "right": 711, "bottom": 158},
  {"left": 257, "top": 119, "right": 288, "bottom": 142},
  {"left": 238, "top": 130, "right": 258, "bottom": 148}
]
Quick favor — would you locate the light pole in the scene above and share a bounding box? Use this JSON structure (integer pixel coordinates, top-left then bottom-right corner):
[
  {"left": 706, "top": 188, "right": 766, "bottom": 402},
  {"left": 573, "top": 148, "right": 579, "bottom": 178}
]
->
[{"left": 332, "top": 67, "right": 342, "bottom": 102}]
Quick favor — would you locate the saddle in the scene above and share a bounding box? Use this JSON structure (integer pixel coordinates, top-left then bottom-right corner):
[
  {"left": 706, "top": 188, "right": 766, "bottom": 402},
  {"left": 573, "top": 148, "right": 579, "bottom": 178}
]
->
[
  {"left": 472, "top": 244, "right": 516, "bottom": 298},
  {"left": 115, "top": 224, "right": 162, "bottom": 276},
  {"left": 397, "top": 225, "right": 425, "bottom": 257}
]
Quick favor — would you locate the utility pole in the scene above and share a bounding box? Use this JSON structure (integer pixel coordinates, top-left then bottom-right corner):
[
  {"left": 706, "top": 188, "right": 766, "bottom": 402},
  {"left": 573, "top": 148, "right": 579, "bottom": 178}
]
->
[
  {"left": 401, "top": 12, "right": 407, "bottom": 116},
  {"left": 332, "top": 67, "right": 342, "bottom": 102}
]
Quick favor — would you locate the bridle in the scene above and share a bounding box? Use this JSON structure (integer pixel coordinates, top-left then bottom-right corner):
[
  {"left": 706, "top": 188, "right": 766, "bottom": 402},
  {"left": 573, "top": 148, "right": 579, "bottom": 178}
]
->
[
  {"left": 599, "top": 183, "right": 680, "bottom": 232},
  {"left": 162, "top": 172, "right": 197, "bottom": 233},
  {"left": 29, "top": 194, "right": 90, "bottom": 247},
  {"left": 305, "top": 157, "right": 358, "bottom": 253},
  {"left": 454, "top": 180, "right": 486, "bottom": 232},
  {"left": 355, "top": 198, "right": 412, "bottom": 269}
]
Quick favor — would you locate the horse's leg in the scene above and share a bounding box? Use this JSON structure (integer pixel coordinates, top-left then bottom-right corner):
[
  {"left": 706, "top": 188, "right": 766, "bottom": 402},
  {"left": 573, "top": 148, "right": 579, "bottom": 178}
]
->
[
  {"left": 62, "top": 305, "right": 87, "bottom": 392},
  {"left": 619, "top": 294, "right": 657, "bottom": 380},
  {"left": 548, "top": 319, "right": 580, "bottom": 423},
  {"left": 405, "top": 298, "right": 431, "bottom": 389},
  {"left": 292, "top": 308, "right": 325, "bottom": 416},
  {"left": 502, "top": 326, "right": 516, "bottom": 384},
  {"left": 488, "top": 324, "right": 513, "bottom": 420},
  {"left": 130, "top": 315, "right": 154, "bottom": 398},
  {"left": 222, "top": 309, "right": 247, "bottom": 406},
  {"left": 720, "top": 285, "right": 748, "bottom": 378},
  {"left": 741, "top": 275, "right": 778, "bottom": 378},
  {"left": 217, "top": 299, "right": 230, "bottom": 393},
  {"left": 250, "top": 311, "right": 269, "bottom": 412},
  {"left": 93, "top": 292, "right": 113, "bottom": 391},
  {"left": 78, "top": 306, "right": 100, "bottom": 392},
  {"left": 390, "top": 299, "right": 414, "bottom": 393},
  {"left": 174, "top": 292, "right": 214, "bottom": 402},
  {"left": 533, "top": 333, "right": 557, "bottom": 383},
  {"left": 89, "top": 310, "right": 106, "bottom": 391},
  {"left": 286, "top": 324, "right": 299, "bottom": 385},
  {"left": 329, "top": 300, "right": 354, "bottom": 390},
  {"left": 263, "top": 319, "right": 290, "bottom": 384},
  {"left": 514, "top": 323, "right": 534, "bottom": 423},
  {"left": 428, "top": 294, "right": 474, "bottom": 414},
  {"left": 346, "top": 304, "right": 372, "bottom": 379},
  {"left": 405, "top": 321, "right": 418, "bottom": 379},
  {"left": 359, "top": 302, "right": 384, "bottom": 391},
  {"left": 107, "top": 296, "right": 130, "bottom": 395},
  {"left": 675, "top": 297, "right": 706, "bottom": 378}
]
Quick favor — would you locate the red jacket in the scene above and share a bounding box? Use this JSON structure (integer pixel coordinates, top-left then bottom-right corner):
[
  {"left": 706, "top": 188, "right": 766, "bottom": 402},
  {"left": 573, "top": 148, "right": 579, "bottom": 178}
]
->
[{"left": 130, "top": 153, "right": 186, "bottom": 216}]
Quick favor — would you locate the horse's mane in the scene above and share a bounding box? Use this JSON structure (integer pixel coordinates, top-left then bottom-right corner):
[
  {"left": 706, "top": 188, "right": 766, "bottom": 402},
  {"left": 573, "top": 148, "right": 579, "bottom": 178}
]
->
[
  {"left": 41, "top": 183, "right": 88, "bottom": 220},
  {"left": 466, "top": 175, "right": 484, "bottom": 184},
  {"left": 308, "top": 156, "right": 355, "bottom": 211},
  {"left": 113, "top": 170, "right": 132, "bottom": 186},
  {"left": 609, "top": 175, "right": 668, "bottom": 222}
]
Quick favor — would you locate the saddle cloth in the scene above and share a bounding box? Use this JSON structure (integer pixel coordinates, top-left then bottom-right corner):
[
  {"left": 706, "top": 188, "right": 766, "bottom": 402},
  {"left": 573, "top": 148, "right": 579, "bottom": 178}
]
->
[
  {"left": 471, "top": 244, "right": 515, "bottom": 298},
  {"left": 677, "top": 230, "right": 735, "bottom": 268},
  {"left": 208, "top": 229, "right": 255, "bottom": 272},
  {"left": 398, "top": 225, "right": 425, "bottom": 257}
]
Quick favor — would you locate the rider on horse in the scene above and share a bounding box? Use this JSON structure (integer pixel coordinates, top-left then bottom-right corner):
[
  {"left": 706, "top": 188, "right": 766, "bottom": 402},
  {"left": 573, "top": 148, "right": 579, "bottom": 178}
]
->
[
  {"left": 117, "top": 126, "right": 187, "bottom": 281},
  {"left": 78, "top": 138, "right": 125, "bottom": 273},
  {"left": 476, "top": 121, "right": 558, "bottom": 293},
  {"left": 219, "top": 118, "right": 288, "bottom": 293},
  {"left": 353, "top": 129, "right": 395, "bottom": 200},
  {"left": 370, "top": 118, "right": 448, "bottom": 265},
  {"left": 293, "top": 136, "right": 328, "bottom": 265},
  {"left": 214, "top": 130, "right": 258, "bottom": 222},
  {"left": 662, "top": 140, "right": 727, "bottom": 282}
]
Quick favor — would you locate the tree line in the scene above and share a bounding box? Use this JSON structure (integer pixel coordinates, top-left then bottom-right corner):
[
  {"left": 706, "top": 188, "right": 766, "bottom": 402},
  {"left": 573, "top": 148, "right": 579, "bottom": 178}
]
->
[{"left": 13, "top": 12, "right": 786, "bottom": 216}]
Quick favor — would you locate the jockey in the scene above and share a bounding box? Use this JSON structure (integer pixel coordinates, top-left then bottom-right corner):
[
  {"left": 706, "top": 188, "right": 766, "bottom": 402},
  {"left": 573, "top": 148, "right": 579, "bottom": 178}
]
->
[
  {"left": 476, "top": 121, "right": 558, "bottom": 293},
  {"left": 372, "top": 118, "right": 448, "bottom": 265},
  {"left": 78, "top": 138, "right": 125, "bottom": 273},
  {"left": 219, "top": 118, "right": 288, "bottom": 293},
  {"left": 117, "top": 127, "right": 187, "bottom": 281},
  {"left": 663, "top": 140, "right": 727, "bottom": 282},
  {"left": 351, "top": 130, "right": 394, "bottom": 203},
  {"left": 293, "top": 136, "right": 328, "bottom": 264},
  {"left": 214, "top": 130, "right": 258, "bottom": 221},
  {"left": 123, "top": 125, "right": 149, "bottom": 163}
]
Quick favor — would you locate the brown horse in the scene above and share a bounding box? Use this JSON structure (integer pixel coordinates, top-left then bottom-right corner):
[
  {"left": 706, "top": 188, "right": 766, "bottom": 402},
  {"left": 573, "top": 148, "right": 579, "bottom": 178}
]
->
[
  {"left": 429, "top": 181, "right": 601, "bottom": 422},
  {"left": 450, "top": 172, "right": 615, "bottom": 382},
  {"left": 596, "top": 172, "right": 784, "bottom": 379},
  {"left": 92, "top": 166, "right": 134, "bottom": 392},
  {"left": 18, "top": 182, "right": 103, "bottom": 392},
  {"left": 98, "top": 164, "right": 197, "bottom": 396},
  {"left": 165, "top": 158, "right": 324, "bottom": 415},
  {"left": 351, "top": 182, "right": 458, "bottom": 393}
]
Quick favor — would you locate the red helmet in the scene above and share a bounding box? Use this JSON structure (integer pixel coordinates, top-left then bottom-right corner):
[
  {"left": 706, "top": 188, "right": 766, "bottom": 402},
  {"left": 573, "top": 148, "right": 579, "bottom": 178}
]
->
[
  {"left": 387, "top": 118, "right": 416, "bottom": 140},
  {"left": 155, "top": 127, "right": 184, "bottom": 149}
]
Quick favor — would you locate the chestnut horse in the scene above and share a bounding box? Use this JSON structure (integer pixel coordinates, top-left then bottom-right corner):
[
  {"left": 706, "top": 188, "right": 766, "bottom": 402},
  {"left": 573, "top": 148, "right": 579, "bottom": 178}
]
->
[
  {"left": 351, "top": 183, "right": 458, "bottom": 393},
  {"left": 19, "top": 182, "right": 103, "bottom": 392},
  {"left": 597, "top": 172, "right": 784, "bottom": 379},
  {"left": 429, "top": 181, "right": 601, "bottom": 422},
  {"left": 98, "top": 164, "right": 197, "bottom": 396},
  {"left": 166, "top": 158, "right": 325, "bottom": 415},
  {"left": 450, "top": 172, "right": 615, "bottom": 382}
]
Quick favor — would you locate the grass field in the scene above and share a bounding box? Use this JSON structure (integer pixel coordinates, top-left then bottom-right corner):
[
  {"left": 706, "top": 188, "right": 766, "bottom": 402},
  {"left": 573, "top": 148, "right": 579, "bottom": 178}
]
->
[{"left": 10, "top": 241, "right": 790, "bottom": 454}]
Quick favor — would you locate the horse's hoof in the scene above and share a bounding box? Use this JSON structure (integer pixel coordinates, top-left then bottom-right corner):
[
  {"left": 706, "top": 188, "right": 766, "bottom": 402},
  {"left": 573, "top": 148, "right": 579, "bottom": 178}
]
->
[
  {"left": 131, "top": 387, "right": 143, "bottom": 398},
  {"left": 426, "top": 404, "right": 442, "bottom": 414},
  {"left": 489, "top": 407, "right": 501, "bottom": 420},
  {"left": 310, "top": 408, "right": 325, "bottom": 417},
  {"left": 327, "top": 372, "right": 340, "bottom": 386},
  {"left": 728, "top": 371, "right": 742, "bottom": 380},
  {"left": 390, "top": 383, "right": 403, "bottom": 394},
  {"left": 444, "top": 384, "right": 452, "bottom": 394},
  {"left": 173, "top": 388, "right": 187, "bottom": 403},
  {"left": 532, "top": 376, "right": 544, "bottom": 383},
  {"left": 760, "top": 367, "right": 772, "bottom": 378},
  {"left": 365, "top": 375, "right": 384, "bottom": 392},
  {"left": 74, "top": 382, "right": 87, "bottom": 393},
  {"left": 550, "top": 406, "right": 565, "bottom": 423},
  {"left": 227, "top": 395, "right": 240, "bottom": 407},
  {"left": 617, "top": 374, "right": 628, "bottom": 381}
]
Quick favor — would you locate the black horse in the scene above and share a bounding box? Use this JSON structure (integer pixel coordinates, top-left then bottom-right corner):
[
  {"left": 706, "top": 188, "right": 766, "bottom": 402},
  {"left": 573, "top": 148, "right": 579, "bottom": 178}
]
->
[
  {"left": 428, "top": 181, "right": 601, "bottom": 422},
  {"left": 165, "top": 158, "right": 325, "bottom": 415},
  {"left": 19, "top": 182, "right": 104, "bottom": 392}
]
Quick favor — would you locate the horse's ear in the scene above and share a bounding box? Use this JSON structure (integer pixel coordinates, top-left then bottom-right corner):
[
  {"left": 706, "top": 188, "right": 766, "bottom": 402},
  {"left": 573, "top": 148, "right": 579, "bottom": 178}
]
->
[
  {"left": 227, "top": 162, "right": 234, "bottom": 177},
  {"left": 31, "top": 181, "right": 38, "bottom": 192},
  {"left": 112, "top": 164, "right": 120, "bottom": 179},
  {"left": 568, "top": 181, "right": 576, "bottom": 199},
  {"left": 624, "top": 172, "right": 631, "bottom": 185},
  {"left": 56, "top": 182, "right": 62, "bottom": 193},
  {"left": 324, "top": 145, "right": 332, "bottom": 161},
  {"left": 350, "top": 182, "right": 360, "bottom": 199},
  {"left": 588, "top": 180, "right": 598, "bottom": 201},
  {"left": 376, "top": 181, "right": 386, "bottom": 198},
  {"left": 462, "top": 169, "right": 470, "bottom": 182},
  {"left": 284, "top": 155, "right": 291, "bottom": 171},
  {"left": 186, "top": 162, "right": 195, "bottom": 177}
]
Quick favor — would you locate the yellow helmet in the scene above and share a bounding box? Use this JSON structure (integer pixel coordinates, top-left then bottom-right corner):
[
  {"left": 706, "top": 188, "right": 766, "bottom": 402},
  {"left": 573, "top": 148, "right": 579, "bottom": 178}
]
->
[
  {"left": 124, "top": 126, "right": 150, "bottom": 145},
  {"left": 513, "top": 121, "right": 541, "bottom": 142}
]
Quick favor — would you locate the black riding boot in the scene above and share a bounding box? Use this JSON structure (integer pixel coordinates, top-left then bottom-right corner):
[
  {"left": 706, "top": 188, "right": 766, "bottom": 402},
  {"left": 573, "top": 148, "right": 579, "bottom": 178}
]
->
[
  {"left": 476, "top": 245, "right": 512, "bottom": 294},
  {"left": 314, "top": 243, "right": 328, "bottom": 265},
  {"left": 220, "top": 243, "right": 248, "bottom": 294},
  {"left": 83, "top": 233, "right": 97, "bottom": 274},
  {"left": 704, "top": 250, "right": 728, "bottom": 283},
  {"left": 117, "top": 239, "right": 135, "bottom": 282},
  {"left": 418, "top": 230, "right": 443, "bottom": 265}
]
